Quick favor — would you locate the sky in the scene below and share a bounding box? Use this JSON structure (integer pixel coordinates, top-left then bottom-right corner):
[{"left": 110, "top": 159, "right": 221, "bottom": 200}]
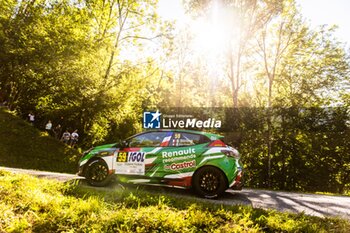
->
[
  {"left": 296, "top": 0, "right": 350, "bottom": 47},
  {"left": 158, "top": 0, "right": 350, "bottom": 47}
]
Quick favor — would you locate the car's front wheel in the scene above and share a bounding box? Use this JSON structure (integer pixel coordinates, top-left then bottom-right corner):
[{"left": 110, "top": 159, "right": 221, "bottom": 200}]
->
[
  {"left": 85, "top": 159, "right": 111, "bottom": 187},
  {"left": 192, "top": 166, "right": 228, "bottom": 198}
]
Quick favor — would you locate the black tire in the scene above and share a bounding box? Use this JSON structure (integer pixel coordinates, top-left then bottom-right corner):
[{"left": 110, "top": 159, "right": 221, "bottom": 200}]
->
[
  {"left": 192, "top": 166, "right": 228, "bottom": 199},
  {"left": 85, "top": 159, "right": 111, "bottom": 187}
]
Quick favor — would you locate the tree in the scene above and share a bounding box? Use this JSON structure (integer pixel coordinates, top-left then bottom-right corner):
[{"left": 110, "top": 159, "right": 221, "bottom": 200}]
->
[
  {"left": 187, "top": 0, "right": 282, "bottom": 108},
  {"left": 0, "top": 0, "right": 168, "bottom": 146},
  {"left": 255, "top": 0, "right": 301, "bottom": 187}
]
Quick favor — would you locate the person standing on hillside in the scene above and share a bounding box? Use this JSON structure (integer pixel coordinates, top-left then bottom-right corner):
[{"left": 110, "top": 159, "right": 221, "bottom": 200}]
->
[
  {"left": 28, "top": 112, "right": 35, "bottom": 125},
  {"left": 53, "top": 124, "right": 62, "bottom": 140},
  {"left": 61, "top": 130, "right": 71, "bottom": 144},
  {"left": 45, "top": 120, "right": 52, "bottom": 135},
  {"left": 57, "top": 116, "right": 65, "bottom": 129},
  {"left": 1, "top": 100, "right": 8, "bottom": 109},
  {"left": 70, "top": 129, "right": 79, "bottom": 147}
]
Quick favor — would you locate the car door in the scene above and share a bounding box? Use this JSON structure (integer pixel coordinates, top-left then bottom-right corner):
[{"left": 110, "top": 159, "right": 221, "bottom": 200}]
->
[
  {"left": 157, "top": 132, "right": 210, "bottom": 186},
  {"left": 114, "top": 131, "right": 172, "bottom": 184}
]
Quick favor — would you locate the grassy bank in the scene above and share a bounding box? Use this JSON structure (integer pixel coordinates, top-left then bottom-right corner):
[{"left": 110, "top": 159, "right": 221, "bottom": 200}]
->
[
  {"left": 1, "top": 170, "right": 349, "bottom": 233},
  {"left": 0, "top": 108, "right": 79, "bottom": 173}
]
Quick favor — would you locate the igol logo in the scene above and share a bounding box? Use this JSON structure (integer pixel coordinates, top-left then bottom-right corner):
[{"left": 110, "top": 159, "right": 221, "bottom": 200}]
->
[{"left": 128, "top": 152, "right": 145, "bottom": 162}]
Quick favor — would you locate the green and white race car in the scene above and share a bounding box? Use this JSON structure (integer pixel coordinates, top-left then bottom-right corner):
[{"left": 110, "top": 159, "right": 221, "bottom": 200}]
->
[{"left": 77, "top": 129, "right": 243, "bottom": 198}]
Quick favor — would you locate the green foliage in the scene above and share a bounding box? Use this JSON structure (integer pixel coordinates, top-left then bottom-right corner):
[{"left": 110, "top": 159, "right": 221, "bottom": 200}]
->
[
  {"left": 1, "top": 171, "right": 350, "bottom": 232},
  {"left": 0, "top": 0, "right": 166, "bottom": 147},
  {"left": 0, "top": 108, "right": 79, "bottom": 173},
  {"left": 220, "top": 107, "right": 350, "bottom": 194}
]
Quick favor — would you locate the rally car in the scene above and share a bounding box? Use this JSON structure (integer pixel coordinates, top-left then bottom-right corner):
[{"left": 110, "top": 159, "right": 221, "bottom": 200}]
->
[{"left": 77, "top": 129, "right": 243, "bottom": 198}]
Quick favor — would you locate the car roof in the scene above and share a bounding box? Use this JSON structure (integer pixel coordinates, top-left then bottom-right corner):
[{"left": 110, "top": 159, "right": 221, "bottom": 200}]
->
[{"left": 142, "top": 129, "right": 224, "bottom": 140}]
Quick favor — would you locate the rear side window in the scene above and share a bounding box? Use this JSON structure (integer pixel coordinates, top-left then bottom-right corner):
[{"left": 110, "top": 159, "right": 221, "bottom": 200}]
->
[
  {"left": 128, "top": 132, "right": 170, "bottom": 147},
  {"left": 170, "top": 132, "right": 210, "bottom": 146}
]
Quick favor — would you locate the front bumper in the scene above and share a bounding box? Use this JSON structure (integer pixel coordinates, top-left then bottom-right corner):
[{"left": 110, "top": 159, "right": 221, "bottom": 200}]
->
[{"left": 77, "top": 164, "right": 85, "bottom": 176}]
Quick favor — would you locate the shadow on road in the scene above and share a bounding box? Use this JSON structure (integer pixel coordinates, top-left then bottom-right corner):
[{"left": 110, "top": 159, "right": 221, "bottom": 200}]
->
[
  {"left": 66, "top": 178, "right": 253, "bottom": 207},
  {"left": 62, "top": 179, "right": 350, "bottom": 219}
]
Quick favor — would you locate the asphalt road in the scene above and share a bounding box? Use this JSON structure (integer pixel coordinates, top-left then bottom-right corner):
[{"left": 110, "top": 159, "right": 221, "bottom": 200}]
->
[{"left": 1, "top": 166, "right": 350, "bottom": 220}]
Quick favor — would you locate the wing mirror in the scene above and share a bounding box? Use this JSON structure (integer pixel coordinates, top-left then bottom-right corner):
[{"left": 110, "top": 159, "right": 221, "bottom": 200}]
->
[{"left": 118, "top": 140, "right": 128, "bottom": 149}]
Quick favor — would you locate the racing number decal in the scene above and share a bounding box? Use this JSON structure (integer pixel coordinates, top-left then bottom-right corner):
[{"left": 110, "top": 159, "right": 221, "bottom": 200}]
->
[
  {"left": 117, "top": 152, "right": 128, "bottom": 162},
  {"left": 115, "top": 151, "right": 146, "bottom": 175},
  {"left": 172, "top": 133, "right": 181, "bottom": 146}
]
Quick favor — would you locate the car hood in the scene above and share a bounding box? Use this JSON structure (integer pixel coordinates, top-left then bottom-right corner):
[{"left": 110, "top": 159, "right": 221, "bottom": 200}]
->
[{"left": 90, "top": 143, "right": 117, "bottom": 153}]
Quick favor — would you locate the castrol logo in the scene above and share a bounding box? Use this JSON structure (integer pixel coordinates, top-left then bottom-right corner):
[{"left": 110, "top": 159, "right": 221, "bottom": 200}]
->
[{"left": 165, "top": 160, "right": 196, "bottom": 170}]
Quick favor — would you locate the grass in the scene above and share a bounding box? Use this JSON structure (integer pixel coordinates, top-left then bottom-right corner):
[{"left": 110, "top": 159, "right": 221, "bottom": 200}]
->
[
  {"left": 0, "top": 108, "right": 79, "bottom": 173},
  {"left": 1, "top": 170, "right": 349, "bottom": 233}
]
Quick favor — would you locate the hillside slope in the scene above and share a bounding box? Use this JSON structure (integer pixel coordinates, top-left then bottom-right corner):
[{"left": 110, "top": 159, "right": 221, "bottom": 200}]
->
[{"left": 0, "top": 108, "right": 79, "bottom": 173}]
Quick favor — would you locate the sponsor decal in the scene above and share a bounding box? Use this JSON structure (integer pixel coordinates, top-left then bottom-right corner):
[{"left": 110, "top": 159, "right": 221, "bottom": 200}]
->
[
  {"left": 163, "top": 154, "right": 196, "bottom": 163},
  {"left": 162, "top": 148, "right": 195, "bottom": 158},
  {"left": 143, "top": 110, "right": 161, "bottom": 129},
  {"left": 99, "top": 151, "right": 110, "bottom": 156},
  {"left": 160, "top": 132, "right": 173, "bottom": 147},
  {"left": 117, "top": 152, "right": 145, "bottom": 163},
  {"left": 116, "top": 151, "right": 145, "bottom": 175},
  {"left": 165, "top": 160, "right": 196, "bottom": 170}
]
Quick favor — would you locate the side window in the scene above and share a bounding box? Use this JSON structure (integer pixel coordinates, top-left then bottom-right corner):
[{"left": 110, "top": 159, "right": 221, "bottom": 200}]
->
[
  {"left": 128, "top": 132, "right": 170, "bottom": 147},
  {"left": 170, "top": 133, "right": 210, "bottom": 146}
]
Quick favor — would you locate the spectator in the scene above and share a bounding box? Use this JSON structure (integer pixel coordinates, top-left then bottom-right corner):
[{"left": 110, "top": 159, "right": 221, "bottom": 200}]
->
[
  {"left": 45, "top": 120, "right": 52, "bottom": 135},
  {"left": 53, "top": 124, "right": 62, "bottom": 140},
  {"left": 57, "top": 116, "right": 65, "bottom": 129},
  {"left": 70, "top": 129, "right": 79, "bottom": 147},
  {"left": 28, "top": 112, "right": 35, "bottom": 125},
  {"left": 0, "top": 100, "right": 7, "bottom": 108},
  {"left": 61, "top": 130, "right": 71, "bottom": 144}
]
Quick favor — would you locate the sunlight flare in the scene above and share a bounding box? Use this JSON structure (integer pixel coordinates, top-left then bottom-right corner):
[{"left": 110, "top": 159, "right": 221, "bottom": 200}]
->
[{"left": 192, "top": 1, "right": 237, "bottom": 56}]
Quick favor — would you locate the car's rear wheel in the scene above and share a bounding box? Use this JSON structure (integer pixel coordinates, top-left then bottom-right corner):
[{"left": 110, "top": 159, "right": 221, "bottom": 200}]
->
[
  {"left": 192, "top": 166, "right": 228, "bottom": 198},
  {"left": 85, "top": 159, "right": 111, "bottom": 187}
]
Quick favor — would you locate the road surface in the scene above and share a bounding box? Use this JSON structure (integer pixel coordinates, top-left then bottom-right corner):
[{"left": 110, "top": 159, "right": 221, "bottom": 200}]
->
[{"left": 1, "top": 166, "right": 349, "bottom": 220}]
